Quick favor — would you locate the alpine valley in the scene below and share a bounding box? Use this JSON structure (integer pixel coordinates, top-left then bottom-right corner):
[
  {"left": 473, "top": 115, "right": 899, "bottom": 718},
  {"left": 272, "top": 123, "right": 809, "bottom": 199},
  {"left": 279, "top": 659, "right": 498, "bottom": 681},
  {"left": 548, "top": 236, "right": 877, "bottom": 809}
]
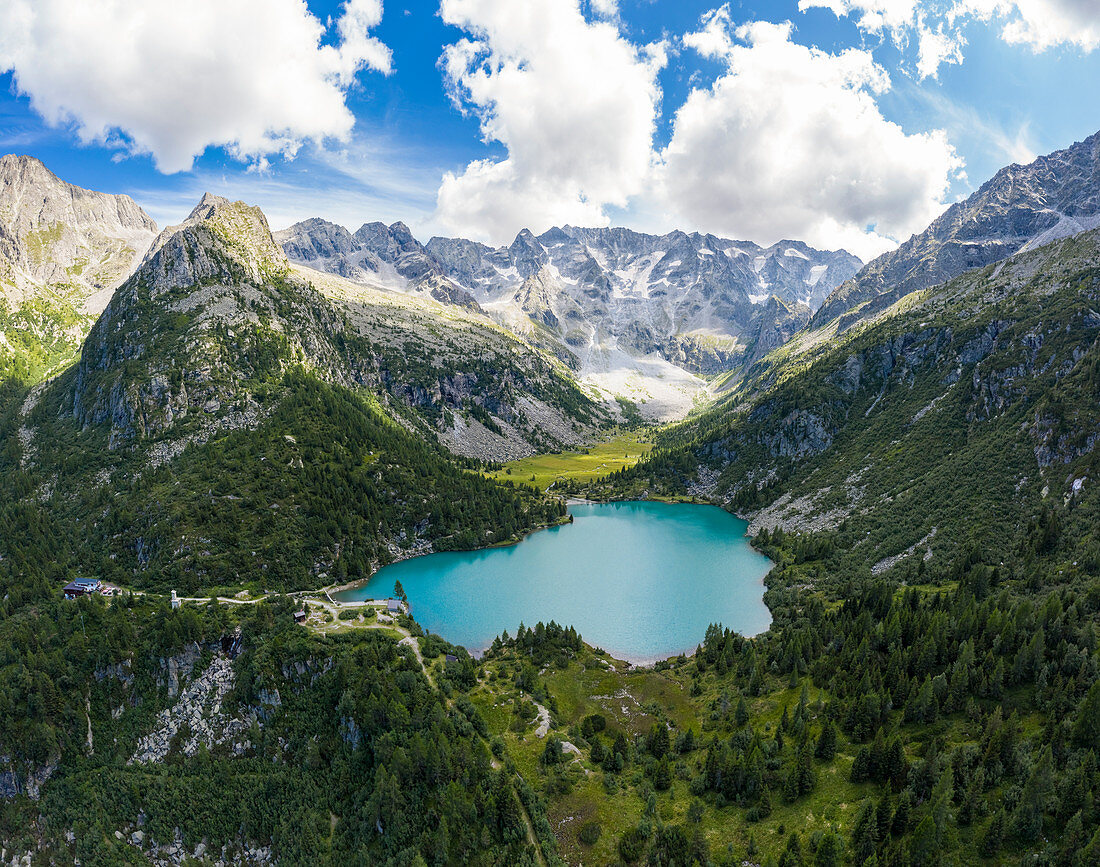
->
[{"left": 2, "top": 125, "right": 1100, "bottom": 867}]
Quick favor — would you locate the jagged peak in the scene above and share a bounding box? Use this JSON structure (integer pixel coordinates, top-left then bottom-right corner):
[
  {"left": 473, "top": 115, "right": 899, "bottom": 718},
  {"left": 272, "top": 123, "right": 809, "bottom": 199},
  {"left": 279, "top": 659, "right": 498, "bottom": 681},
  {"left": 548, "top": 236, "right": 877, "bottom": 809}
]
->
[
  {"left": 278, "top": 216, "right": 348, "bottom": 234},
  {"left": 182, "top": 192, "right": 269, "bottom": 231},
  {"left": 511, "top": 228, "right": 539, "bottom": 245},
  {"left": 0, "top": 152, "right": 51, "bottom": 175},
  {"left": 140, "top": 194, "right": 288, "bottom": 288}
]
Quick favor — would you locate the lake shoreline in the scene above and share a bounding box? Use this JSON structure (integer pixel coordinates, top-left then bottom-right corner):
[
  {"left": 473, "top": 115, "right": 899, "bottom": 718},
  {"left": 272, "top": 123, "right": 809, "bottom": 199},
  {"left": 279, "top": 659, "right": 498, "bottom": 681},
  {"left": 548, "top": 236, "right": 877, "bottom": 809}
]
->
[{"left": 334, "top": 500, "right": 774, "bottom": 664}]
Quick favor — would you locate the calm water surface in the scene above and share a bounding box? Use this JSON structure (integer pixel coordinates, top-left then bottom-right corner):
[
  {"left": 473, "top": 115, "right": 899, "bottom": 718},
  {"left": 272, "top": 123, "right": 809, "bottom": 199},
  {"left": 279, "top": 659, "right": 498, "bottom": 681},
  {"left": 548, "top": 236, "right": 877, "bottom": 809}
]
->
[{"left": 335, "top": 501, "right": 772, "bottom": 662}]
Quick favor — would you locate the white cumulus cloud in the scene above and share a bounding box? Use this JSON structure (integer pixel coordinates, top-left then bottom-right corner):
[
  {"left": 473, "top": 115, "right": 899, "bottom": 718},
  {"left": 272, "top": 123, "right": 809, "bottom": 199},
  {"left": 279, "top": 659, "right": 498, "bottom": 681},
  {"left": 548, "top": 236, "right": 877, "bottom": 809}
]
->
[
  {"left": 958, "top": 0, "right": 1100, "bottom": 51},
  {"left": 802, "top": 0, "right": 1100, "bottom": 77},
  {"left": 661, "top": 18, "right": 963, "bottom": 260},
  {"left": 435, "top": 0, "right": 666, "bottom": 243},
  {"left": 590, "top": 0, "right": 619, "bottom": 19},
  {"left": 0, "top": 0, "right": 393, "bottom": 173}
]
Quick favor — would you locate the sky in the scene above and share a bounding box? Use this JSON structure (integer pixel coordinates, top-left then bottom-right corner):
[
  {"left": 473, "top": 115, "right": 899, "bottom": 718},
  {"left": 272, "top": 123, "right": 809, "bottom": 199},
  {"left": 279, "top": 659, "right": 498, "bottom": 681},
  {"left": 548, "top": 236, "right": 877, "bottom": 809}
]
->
[{"left": 1, "top": 0, "right": 1099, "bottom": 261}]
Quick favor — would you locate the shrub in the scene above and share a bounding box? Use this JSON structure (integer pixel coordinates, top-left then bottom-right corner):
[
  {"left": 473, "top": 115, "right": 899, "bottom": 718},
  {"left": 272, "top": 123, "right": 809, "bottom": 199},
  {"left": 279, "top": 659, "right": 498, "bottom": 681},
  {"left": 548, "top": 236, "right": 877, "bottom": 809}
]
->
[{"left": 578, "top": 821, "right": 601, "bottom": 845}]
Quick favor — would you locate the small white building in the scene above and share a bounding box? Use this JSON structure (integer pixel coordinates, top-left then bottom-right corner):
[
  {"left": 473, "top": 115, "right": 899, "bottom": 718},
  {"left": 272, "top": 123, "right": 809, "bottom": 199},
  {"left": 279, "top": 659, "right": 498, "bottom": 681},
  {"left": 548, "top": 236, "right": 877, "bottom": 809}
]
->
[
  {"left": 386, "top": 598, "right": 406, "bottom": 615},
  {"left": 170, "top": 590, "right": 181, "bottom": 610}
]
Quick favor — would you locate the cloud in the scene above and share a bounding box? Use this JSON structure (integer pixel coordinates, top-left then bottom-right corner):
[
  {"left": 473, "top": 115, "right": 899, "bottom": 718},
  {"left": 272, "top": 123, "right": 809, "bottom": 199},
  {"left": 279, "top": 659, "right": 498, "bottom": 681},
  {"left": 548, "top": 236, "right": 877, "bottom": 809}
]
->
[
  {"left": 590, "top": 0, "right": 619, "bottom": 19},
  {"left": 0, "top": 0, "right": 392, "bottom": 173},
  {"left": 798, "top": 0, "right": 918, "bottom": 35},
  {"left": 682, "top": 5, "right": 737, "bottom": 59},
  {"left": 798, "top": 0, "right": 969, "bottom": 79},
  {"left": 434, "top": 0, "right": 666, "bottom": 243},
  {"left": 915, "top": 18, "right": 966, "bottom": 77},
  {"left": 662, "top": 18, "right": 963, "bottom": 259},
  {"left": 802, "top": 0, "right": 1100, "bottom": 77},
  {"left": 958, "top": 0, "right": 1100, "bottom": 51}
]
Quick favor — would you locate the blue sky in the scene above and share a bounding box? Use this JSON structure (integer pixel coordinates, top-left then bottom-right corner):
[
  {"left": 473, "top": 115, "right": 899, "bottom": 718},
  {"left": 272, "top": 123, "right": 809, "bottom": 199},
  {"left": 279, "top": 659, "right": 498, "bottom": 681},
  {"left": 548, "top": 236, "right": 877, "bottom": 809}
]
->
[{"left": 1, "top": 0, "right": 1099, "bottom": 259}]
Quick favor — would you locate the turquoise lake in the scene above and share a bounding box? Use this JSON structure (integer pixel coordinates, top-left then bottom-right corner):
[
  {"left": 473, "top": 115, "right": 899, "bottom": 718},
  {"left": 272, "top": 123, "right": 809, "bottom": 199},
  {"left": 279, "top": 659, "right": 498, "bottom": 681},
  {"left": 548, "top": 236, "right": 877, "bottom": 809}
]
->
[{"left": 335, "top": 501, "right": 773, "bottom": 663}]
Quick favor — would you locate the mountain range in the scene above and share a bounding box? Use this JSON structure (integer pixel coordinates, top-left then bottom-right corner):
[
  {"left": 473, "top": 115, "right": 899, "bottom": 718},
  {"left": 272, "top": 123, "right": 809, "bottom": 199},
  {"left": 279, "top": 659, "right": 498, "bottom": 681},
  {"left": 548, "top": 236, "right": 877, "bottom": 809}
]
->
[{"left": 276, "top": 220, "right": 863, "bottom": 418}]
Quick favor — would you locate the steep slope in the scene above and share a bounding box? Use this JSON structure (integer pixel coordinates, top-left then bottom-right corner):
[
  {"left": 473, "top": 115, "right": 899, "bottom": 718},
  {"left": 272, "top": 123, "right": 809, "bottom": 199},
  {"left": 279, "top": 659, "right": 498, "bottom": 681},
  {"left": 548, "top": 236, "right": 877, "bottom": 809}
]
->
[
  {"left": 0, "top": 154, "right": 158, "bottom": 382},
  {"left": 605, "top": 226, "right": 1100, "bottom": 575},
  {"left": 69, "top": 194, "right": 602, "bottom": 460},
  {"left": 281, "top": 219, "right": 860, "bottom": 419},
  {"left": 813, "top": 129, "right": 1100, "bottom": 331},
  {"left": 5, "top": 194, "right": 595, "bottom": 592}
]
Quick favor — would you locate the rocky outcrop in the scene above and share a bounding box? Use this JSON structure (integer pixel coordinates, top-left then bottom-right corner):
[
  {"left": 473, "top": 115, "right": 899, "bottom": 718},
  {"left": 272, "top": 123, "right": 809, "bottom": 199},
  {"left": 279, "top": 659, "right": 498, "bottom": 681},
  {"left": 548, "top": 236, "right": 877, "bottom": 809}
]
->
[
  {"left": 130, "top": 656, "right": 252, "bottom": 764},
  {"left": 0, "top": 754, "right": 57, "bottom": 800},
  {"left": 122, "top": 826, "right": 273, "bottom": 867}
]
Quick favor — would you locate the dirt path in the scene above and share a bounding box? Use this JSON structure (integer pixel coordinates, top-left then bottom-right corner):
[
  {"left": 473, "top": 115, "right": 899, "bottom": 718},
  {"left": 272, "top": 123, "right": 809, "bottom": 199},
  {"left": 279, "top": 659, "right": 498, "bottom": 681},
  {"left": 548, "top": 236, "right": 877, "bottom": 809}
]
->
[{"left": 518, "top": 795, "right": 547, "bottom": 867}]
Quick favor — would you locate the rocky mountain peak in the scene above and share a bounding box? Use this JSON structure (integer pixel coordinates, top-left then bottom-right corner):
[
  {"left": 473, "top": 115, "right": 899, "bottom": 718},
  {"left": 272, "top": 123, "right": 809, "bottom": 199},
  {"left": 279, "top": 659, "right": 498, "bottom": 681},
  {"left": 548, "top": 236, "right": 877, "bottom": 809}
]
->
[
  {"left": 72, "top": 196, "right": 342, "bottom": 447},
  {"left": 812, "top": 127, "right": 1100, "bottom": 331},
  {"left": 141, "top": 194, "right": 288, "bottom": 292}
]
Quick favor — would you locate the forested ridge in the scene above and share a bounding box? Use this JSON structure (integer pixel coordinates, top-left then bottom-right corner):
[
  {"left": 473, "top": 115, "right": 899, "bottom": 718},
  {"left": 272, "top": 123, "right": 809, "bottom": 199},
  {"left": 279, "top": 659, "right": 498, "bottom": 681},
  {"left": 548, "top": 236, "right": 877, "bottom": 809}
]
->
[{"left": 3, "top": 369, "right": 565, "bottom": 596}]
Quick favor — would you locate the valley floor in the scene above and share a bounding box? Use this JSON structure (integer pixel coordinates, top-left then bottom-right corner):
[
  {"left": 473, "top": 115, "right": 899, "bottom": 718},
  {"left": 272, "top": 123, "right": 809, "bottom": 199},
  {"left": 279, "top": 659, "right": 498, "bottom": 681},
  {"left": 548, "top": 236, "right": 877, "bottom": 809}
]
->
[{"left": 483, "top": 429, "right": 653, "bottom": 492}]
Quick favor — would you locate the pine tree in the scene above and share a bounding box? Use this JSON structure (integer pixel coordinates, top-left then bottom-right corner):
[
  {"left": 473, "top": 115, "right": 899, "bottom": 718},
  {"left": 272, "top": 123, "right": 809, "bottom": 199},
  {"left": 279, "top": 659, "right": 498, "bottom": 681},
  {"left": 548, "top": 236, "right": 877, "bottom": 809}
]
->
[
  {"left": 736, "top": 696, "right": 750, "bottom": 727},
  {"left": 815, "top": 720, "right": 837, "bottom": 761},
  {"left": 851, "top": 800, "right": 878, "bottom": 864},
  {"left": 655, "top": 756, "right": 671, "bottom": 791},
  {"left": 813, "top": 831, "right": 840, "bottom": 867},
  {"left": 778, "top": 833, "right": 803, "bottom": 867},
  {"left": 977, "top": 810, "right": 1005, "bottom": 858},
  {"left": 1073, "top": 679, "right": 1100, "bottom": 749}
]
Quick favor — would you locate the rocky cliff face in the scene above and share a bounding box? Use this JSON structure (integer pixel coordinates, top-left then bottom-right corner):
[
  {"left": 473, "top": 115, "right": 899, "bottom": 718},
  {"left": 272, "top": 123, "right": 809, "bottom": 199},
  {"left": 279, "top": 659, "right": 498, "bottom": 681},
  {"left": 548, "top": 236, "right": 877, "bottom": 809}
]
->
[
  {"left": 813, "top": 129, "right": 1100, "bottom": 331},
  {"left": 0, "top": 154, "right": 158, "bottom": 381},
  {"left": 0, "top": 154, "right": 157, "bottom": 311},
  {"left": 280, "top": 218, "right": 860, "bottom": 419}
]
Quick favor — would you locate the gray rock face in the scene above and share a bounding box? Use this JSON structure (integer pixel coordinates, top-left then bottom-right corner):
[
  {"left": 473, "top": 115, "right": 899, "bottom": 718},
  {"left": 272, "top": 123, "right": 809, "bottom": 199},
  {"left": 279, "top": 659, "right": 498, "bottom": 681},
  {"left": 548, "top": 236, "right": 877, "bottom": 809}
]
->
[
  {"left": 0, "top": 753, "right": 57, "bottom": 800},
  {"left": 273, "top": 218, "right": 480, "bottom": 309},
  {"left": 814, "top": 128, "right": 1100, "bottom": 330},
  {"left": 0, "top": 153, "right": 157, "bottom": 313},
  {"left": 130, "top": 654, "right": 251, "bottom": 764},
  {"left": 741, "top": 295, "right": 814, "bottom": 372}
]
